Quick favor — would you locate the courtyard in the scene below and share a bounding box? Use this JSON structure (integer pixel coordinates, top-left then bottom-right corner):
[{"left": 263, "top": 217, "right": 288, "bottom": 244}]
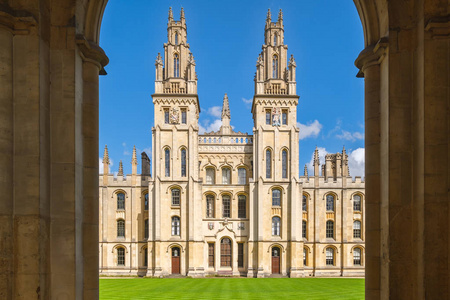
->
[{"left": 100, "top": 278, "right": 364, "bottom": 299}]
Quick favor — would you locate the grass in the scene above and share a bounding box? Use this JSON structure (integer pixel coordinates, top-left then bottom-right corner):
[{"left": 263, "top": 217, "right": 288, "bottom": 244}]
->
[{"left": 100, "top": 277, "right": 364, "bottom": 300}]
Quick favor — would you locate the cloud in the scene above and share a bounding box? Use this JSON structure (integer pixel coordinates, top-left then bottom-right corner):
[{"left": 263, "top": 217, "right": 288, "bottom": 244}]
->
[
  {"left": 348, "top": 147, "right": 365, "bottom": 178},
  {"left": 336, "top": 130, "right": 365, "bottom": 142},
  {"left": 297, "top": 120, "right": 323, "bottom": 140},
  {"left": 99, "top": 157, "right": 113, "bottom": 174},
  {"left": 306, "top": 147, "right": 328, "bottom": 175},
  {"left": 242, "top": 97, "right": 252, "bottom": 108},
  {"left": 199, "top": 119, "right": 222, "bottom": 134},
  {"left": 207, "top": 106, "right": 222, "bottom": 118}
]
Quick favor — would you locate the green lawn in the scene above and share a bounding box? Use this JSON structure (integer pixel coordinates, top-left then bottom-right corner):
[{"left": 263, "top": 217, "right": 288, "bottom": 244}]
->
[{"left": 100, "top": 278, "right": 364, "bottom": 300}]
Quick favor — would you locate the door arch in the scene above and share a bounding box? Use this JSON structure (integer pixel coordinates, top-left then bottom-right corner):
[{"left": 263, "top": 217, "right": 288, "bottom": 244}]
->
[
  {"left": 171, "top": 247, "right": 180, "bottom": 274},
  {"left": 271, "top": 246, "right": 280, "bottom": 274}
]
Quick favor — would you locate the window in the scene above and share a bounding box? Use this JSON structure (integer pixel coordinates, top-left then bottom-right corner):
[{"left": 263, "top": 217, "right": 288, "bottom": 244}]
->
[
  {"left": 353, "top": 248, "right": 362, "bottom": 265},
  {"left": 181, "top": 109, "right": 187, "bottom": 124},
  {"left": 326, "top": 194, "right": 335, "bottom": 211},
  {"left": 144, "top": 219, "right": 149, "bottom": 239},
  {"left": 326, "top": 220, "right": 334, "bottom": 239},
  {"left": 165, "top": 148, "right": 170, "bottom": 177},
  {"left": 144, "top": 247, "right": 148, "bottom": 267},
  {"left": 206, "top": 168, "right": 215, "bottom": 184},
  {"left": 238, "top": 195, "right": 246, "bottom": 218},
  {"left": 272, "top": 216, "right": 281, "bottom": 236},
  {"left": 220, "top": 238, "right": 232, "bottom": 267},
  {"left": 208, "top": 243, "right": 214, "bottom": 267},
  {"left": 282, "top": 150, "right": 288, "bottom": 178},
  {"left": 302, "top": 220, "right": 307, "bottom": 239},
  {"left": 326, "top": 248, "right": 334, "bottom": 266},
  {"left": 206, "top": 195, "right": 214, "bottom": 218},
  {"left": 117, "top": 193, "right": 125, "bottom": 210},
  {"left": 238, "top": 243, "right": 244, "bottom": 268},
  {"left": 171, "top": 188, "right": 180, "bottom": 206},
  {"left": 353, "top": 194, "right": 361, "bottom": 211},
  {"left": 266, "top": 149, "right": 272, "bottom": 178},
  {"left": 282, "top": 110, "right": 287, "bottom": 125},
  {"left": 117, "top": 219, "right": 125, "bottom": 238},
  {"left": 181, "top": 148, "right": 187, "bottom": 177},
  {"left": 174, "top": 53, "right": 179, "bottom": 77},
  {"left": 273, "top": 33, "right": 277, "bottom": 46},
  {"left": 238, "top": 168, "right": 247, "bottom": 184},
  {"left": 144, "top": 193, "right": 149, "bottom": 211},
  {"left": 302, "top": 195, "right": 307, "bottom": 211},
  {"left": 164, "top": 109, "right": 169, "bottom": 124},
  {"left": 175, "top": 33, "right": 178, "bottom": 45},
  {"left": 303, "top": 248, "right": 307, "bottom": 266},
  {"left": 272, "top": 55, "right": 278, "bottom": 78},
  {"left": 266, "top": 110, "right": 271, "bottom": 125},
  {"left": 117, "top": 248, "right": 125, "bottom": 266},
  {"left": 353, "top": 220, "right": 361, "bottom": 239},
  {"left": 272, "top": 189, "right": 281, "bottom": 206},
  {"left": 171, "top": 216, "right": 180, "bottom": 236},
  {"left": 222, "top": 168, "right": 231, "bottom": 184},
  {"left": 222, "top": 195, "right": 231, "bottom": 218}
]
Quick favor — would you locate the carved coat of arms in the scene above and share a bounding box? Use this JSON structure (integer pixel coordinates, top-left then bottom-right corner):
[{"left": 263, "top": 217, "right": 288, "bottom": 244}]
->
[
  {"left": 272, "top": 107, "right": 281, "bottom": 126},
  {"left": 170, "top": 107, "right": 179, "bottom": 124}
]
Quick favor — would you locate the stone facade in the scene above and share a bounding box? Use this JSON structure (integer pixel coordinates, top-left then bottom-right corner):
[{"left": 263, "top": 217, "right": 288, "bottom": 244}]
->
[{"left": 98, "top": 9, "right": 365, "bottom": 278}]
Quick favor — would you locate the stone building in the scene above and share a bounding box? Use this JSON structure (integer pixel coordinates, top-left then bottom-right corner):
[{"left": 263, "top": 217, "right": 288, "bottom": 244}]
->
[{"left": 98, "top": 9, "right": 365, "bottom": 278}]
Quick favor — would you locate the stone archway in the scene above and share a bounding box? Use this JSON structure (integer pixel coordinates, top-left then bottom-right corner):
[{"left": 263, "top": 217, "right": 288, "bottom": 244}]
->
[{"left": 0, "top": 1, "right": 449, "bottom": 299}]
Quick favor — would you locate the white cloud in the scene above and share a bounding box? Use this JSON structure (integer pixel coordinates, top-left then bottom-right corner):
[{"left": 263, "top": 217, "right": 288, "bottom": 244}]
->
[
  {"left": 242, "top": 97, "right": 252, "bottom": 108},
  {"left": 207, "top": 106, "right": 222, "bottom": 118},
  {"left": 199, "top": 119, "right": 222, "bottom": 134},
  {"left": 123, "top": 150, "right": 130, "bottom": 155},
  {"left": 336, "top": 130, "right": 365, "bottom": 142},
  {"left": 348, "top": 147, "right": 365, "bottom": 178},
  {"left": 306, "top": 147, "right": 328, "bottom": 175},
  {"left": 297, "top": 120, "right": 323, "bottom": 140},
  {"left": 99, "top": 157, "right": 113, "bottom": 174}
]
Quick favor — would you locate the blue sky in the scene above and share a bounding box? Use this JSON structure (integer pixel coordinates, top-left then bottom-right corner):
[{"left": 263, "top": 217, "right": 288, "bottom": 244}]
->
[{"left": 99, "top": 0, "right": 365, "bottom": 177}]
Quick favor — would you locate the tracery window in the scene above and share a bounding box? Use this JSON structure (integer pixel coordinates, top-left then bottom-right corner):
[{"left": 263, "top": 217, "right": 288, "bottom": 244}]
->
[
  {"left": 222, "top": 168, "right": 231, "bottom": 184},
  {"left": 326, "top": 194, "right": 335, "bottom": 211},
  {"left": 117, "top": 247, "right": 125, "bottom": 266},
  {"left": 326, "top": 248, "right": 334, "bottom": 266},
  {"left": 175, "top": 33, "right": 178, "bottom": 45},
  {"left": 171, "top": 188, "right": 180, "bottom": 206},
  {"left": 238, "top": 168, "right": 247, "bottom": 184},
  {"left": 222, "top": 195, "right": 231, "bottom": 218},
  {"left": 302, "top": 195, "right": 307, "bottom": 211},
  {"left": 353, "top": 194, "right": 361, "bottom": 211},
  {"left": 181, "top": 148, "right": 187, "bottom": 177},
  {"left": 206, "top": 168, "right": 215, "bottom": 184},
  {"left": 117, "top": 193, "right": 125, "bottom": 210},
  {"left": 353, "top": 220, "right": 361, "bottom": 239},
  {"left": 266, "top": 110, "right": 271, "bottom": 125},
  {"left": 266, "top": 149, "right": 272, "bottom": 179},
  {"left": 165, "top": 148, "right": 170, "bottom": 177},
  {"left": 171, "top": 216, "right": 180, "bottom": 236},
  {"left": 353, "top": 248, "right": 362, "bottom": 266},
  {"left": 174, "top": 53, "right": 180, "bottom": 77},
  {"left": 117, "top": 219, "right": 125, "bottom": 238},
  {"left": 206, "top": 195, "right": 214, "bottom": 218},
  {"left": 272, "top": 189, "right": 281, "bottom": 206},
  {"left": 238, "top": 195, "right": 246, "bottom": 218},
  {"left": 272, "top": 55, "right": 278, "bottom": 78},
  {"left": 144, "top": 219, "right": 149, "bottom": 239},
  {"left": 282, "top": 150, "right": 288, "bottom": 178},
  {"left": 272, "top": 216, "right": 281, "bottom": 236},
  {"left": 303, "top": 248, "right": 307, "bottom": 266},
  {"left": 326, "top": 220, "right": 334, "bottom": 239},
  {"left": 274, "top": 33, "right": 277, "bottom": 46},
  {"left": 220, "top": 238, "right": 232, "bottom": 267},
  {"left": 302, "top": 220, "right": 307, "bottom": 239},
  {"left": 208, "top": 243, "right": 214, "bottom": 267},
  {"left": 144, "top": 193, "right": 149, "bottom": 211}
]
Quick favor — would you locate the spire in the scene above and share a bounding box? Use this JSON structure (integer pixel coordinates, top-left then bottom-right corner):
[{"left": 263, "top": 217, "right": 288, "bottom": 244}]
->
[
  {"left": 304, "top": 164, "right": 308, "bottom": 177},
  {"left": 102, "top": 145, "right": 109, "bottom": 164},
  {"left": 313, "top": 146, "right": 320, "bottom": 165},
  {"left": 118, "top": 160, "right": 124, "bottom": 176},
  {"left": 132, "top": 145, "right": 138, "bottom": 165},
  {"left": 168, "top": 7, "right": 173, "bottom": 21},
  {"left": 266, "top": 9, "right": 271, "bottom": 22},
  {"left": 180, "top": 7, "right": 185, "bottom": 20},
  {"left": 278, "top": 9, "right": 283, "bottom": 22},
  {"left": 222, "top": 93, "right": 231, "bottom": 119}
]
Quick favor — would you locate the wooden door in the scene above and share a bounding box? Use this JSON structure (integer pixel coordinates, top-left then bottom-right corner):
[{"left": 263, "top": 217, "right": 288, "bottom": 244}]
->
[
  {"left": 272, "top": 247, "right": 280, "bottom": 274},
  {"left": 172, "top": 247, "right": 180, "bottom": 274}
]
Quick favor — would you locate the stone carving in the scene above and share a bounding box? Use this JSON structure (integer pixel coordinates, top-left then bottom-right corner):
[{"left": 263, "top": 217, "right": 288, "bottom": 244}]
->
[
  {"left": 170, "top": 107, "right": 179, "bottom": 124},
  {"left": 208, "top": 222, "right": 214, "bottom": 230},
  {"left": 272, "top": 107, "right": 281, "bottom": 126}
]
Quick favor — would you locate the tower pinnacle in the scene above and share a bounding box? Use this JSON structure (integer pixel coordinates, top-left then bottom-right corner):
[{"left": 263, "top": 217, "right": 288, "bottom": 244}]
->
[
  {"left": 118, "top": 160, "right": 124, "bottom": 176},
  {"left": 168, "top": 7, "right": 173, "bottom": 21},
  {"left": 220, "top": 93, "right": 232, "bottom": 135}
]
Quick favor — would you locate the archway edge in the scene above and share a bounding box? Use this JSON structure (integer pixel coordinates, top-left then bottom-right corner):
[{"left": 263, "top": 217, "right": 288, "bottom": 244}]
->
[{"left": 353, "top": 0, "right": 385, "bottom": 47}]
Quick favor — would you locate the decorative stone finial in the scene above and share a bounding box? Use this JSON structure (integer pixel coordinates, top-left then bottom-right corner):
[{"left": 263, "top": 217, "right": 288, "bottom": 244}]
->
[
  {"left": 102, "top": 145, "right": 109, "bottom": 164},
  {"left": 180, "top": 7, "right": 185, "bottom": 19},
  {"left": 155, "top": 53, "right": 163, "bottom": 66},
  {"left": 266, "top": 9, "right": 271, "bottom": 22},
  {"left": 221, "top": 93, "right": 231, "bottom": 119},
  {"left": 278, "top": 9, "right": 283, "bottom": 21},
  {"left": 132, "top": 145, "right": 138, "bottom": 165},
  {"left": 257, "top": 53, "right": 264, "bottom": 66},
  {"left": 188, "top": 52, "right": 196, "bottom": 65},
  {"left": 118, "top": 160, "right": 123, "bottom": 176},
  {"left": 289, "top": 54, "right": 296, "bottom": 67},
  {"left": 304, "top": 164, "right": 308, "bottom": 177},
  {"left": 168, "top": 7, "right": 173, "bottom": 21},
  {"left": 313, "top": 146, "right": 320, "bottom": 165}
]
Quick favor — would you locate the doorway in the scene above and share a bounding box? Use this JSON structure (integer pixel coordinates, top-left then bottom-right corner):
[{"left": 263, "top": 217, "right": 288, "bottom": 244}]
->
[
  {"left": 171, "top": 247, "right": 180, "bottom": 274},
  {"left": 272, "top": 247, "right": 280, "bottom": 274}
]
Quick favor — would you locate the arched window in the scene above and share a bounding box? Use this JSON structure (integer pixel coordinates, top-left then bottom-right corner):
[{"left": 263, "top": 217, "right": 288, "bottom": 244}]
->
[
  {"left": 117, "top": 193, "right": 125, "bottom": 210},
  {"left": 326, "top": 248, "right": 334, "bottom": 266},
  {"left": 303, "top": 248, "right": 307, "bottom": 266},
  {"left": 206, "top": 168, "right": 215, "bottom": 184},
  {"left": 174, "top": 32, "right": 178, "bottom": 45},
  {"left": 238, "top": 168, "right": 247, "bottom": 184},
  {"left": 266, "top": 149, "right": 272, "bottom": 178},
  {"left": 282, "top": 150, "right": 288, "bottom": 178},
  {"left": 353, "top": 220, "right": 361, "bottom": 239},
  {"left": 206, "top": 195, "right": 214, "bottom": 218},
  {"left": 272, "top": 216, "right": 281, "bottom": 236},
  {"left": 302, "top": 195, "right": 307, "bottom": 211},
  {"left": 238, "top": 195, "right": 246, "bottom": 218},
  {"left": 174, "top": 53, "right": 179, "bottom": 77},
  {"left": 220, "top": 238, "right": 232, "bottom": 267},
  {"left": 117, "top": 247, "right": 125, "bottom": 266},
  {"left": 222, "top": 167, "right": 231, "bottom": 184},
  {"left": 144, "top": 247, "right": 148, "bottom": 267},
  {"left": 353, "top": 248, "right": 362, "bottom": 265},
  {"left": 165, "top": 148, "right": 170, "bottom": 177},
  {"left": 222, "top": 195, "right": 231, "bottom": 218},
  {"left": 353, "top": 194, "right": 361, "bottom": 211},
  {"left": 274, "top": 33, "right": 277, "bottom": 46},
  {"left": 181, "top": 148, "right": 186, "bottom": 177},
  {"left": 326, "top": 194, "right": 335, "bottom": 211},
  {"left": 171, "top": 188, "right": 180, "bottom": 206},
  {"left": 326, "top": 220, "right": 334, "bottom": 239},
  {"left": 144, "top": 193, "right": 149, "bottom": 211},
  {"left": 302, "top": 220, "right": 307, "bottom": 239},
  {"left": 117, "top": 219, "right": 125, "bottom": 238},
  {"left": 144, "top": 219, "right": 149, "bottom": 239},
  {"left": 272, "top": 189, "right": 281, "bottom": 206},
  {"left": 272, "top": 55, "right": 278, "bottom": 78},
  {"left": 171, "top": 216, "right": 180, "bottom": 236}
]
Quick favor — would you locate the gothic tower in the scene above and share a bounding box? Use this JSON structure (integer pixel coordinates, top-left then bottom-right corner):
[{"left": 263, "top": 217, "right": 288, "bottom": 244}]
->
[
  {"left": 150, "top": 7, "right": 203, "bottom": 277},
  {"left": 250, "top": 9, "right": 302, "bottom": 277}
]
